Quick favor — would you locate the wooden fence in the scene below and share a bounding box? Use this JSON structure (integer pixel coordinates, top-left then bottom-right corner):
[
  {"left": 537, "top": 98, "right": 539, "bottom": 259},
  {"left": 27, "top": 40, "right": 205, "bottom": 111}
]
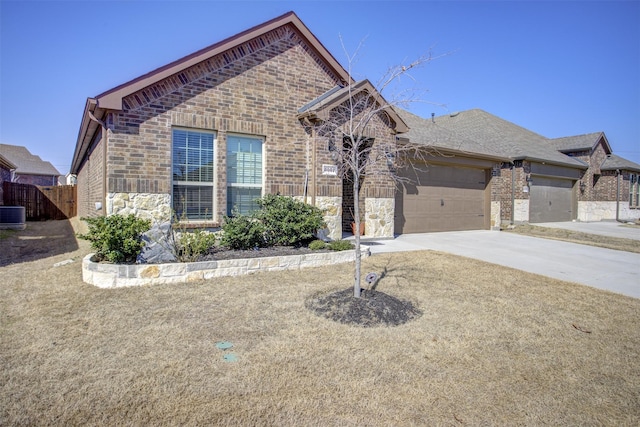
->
[{"left": 2, "top": 182, "right": 77, "bottom": 220}]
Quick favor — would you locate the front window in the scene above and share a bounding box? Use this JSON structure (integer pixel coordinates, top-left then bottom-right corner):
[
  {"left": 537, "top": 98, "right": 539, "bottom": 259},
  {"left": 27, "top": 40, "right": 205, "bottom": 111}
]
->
[
  {"left": 227, "top": 134, "right": 263, "bottom": 215},
  {"left": 172, "top": 129, "right": 215, "bottom": 220}
]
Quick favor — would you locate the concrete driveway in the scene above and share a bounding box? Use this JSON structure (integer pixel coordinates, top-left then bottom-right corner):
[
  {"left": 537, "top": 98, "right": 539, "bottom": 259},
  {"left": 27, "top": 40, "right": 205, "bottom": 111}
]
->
[{"left": 362, "top": 223, "right": 640, "bottom": 299}]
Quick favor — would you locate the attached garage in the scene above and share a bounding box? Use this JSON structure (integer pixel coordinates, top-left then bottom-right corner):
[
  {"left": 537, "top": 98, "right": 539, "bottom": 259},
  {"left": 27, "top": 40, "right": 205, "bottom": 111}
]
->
[
  {"left": 529, "top": 176, "right": 575, "bottom": 223},
  {"left": 395, "top": 163, "right": 490, "bottom": 234}
]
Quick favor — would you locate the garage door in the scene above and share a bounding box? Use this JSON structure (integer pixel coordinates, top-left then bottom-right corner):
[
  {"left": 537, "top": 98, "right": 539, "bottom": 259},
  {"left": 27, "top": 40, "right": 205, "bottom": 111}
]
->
[
  {"left": 395, "top": 164, "right": 487, "bottom": 234},
  {"left": 529, "top": 176, "right": 574, "bottom": 223}
]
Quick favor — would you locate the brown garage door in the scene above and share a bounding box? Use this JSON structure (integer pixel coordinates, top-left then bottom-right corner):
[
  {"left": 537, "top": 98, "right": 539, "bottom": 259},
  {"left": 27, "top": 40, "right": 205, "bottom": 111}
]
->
[
  {"left": 395, "top": 164, "right": 487, "bottom": 234},
  {"left": 529, "top": 176, "right": 574, "bottom": 223}
]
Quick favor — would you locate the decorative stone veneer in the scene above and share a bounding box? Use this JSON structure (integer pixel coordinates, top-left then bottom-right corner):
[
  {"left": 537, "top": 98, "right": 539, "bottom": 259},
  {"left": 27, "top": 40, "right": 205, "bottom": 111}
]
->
[
  {"left": 107, "top": 192, "right": 172, "bottom": 223},
  {"left": 514, "top": 199, "right": 530, "bottom": 223},
  {"left": 82, "top": 247, "right": 370, "bottom": 288},
  {"left": 365, "top": 198, "right": 394, "bottom": 238},
  {"left": 490, "top": 201, "right": 501, "bottom": 230},
  {"left": 578, "top": 201, "right": 640, "bottom": 222},
  {"left": 315, "top": 196, "right": 342, "bottom": 240}
]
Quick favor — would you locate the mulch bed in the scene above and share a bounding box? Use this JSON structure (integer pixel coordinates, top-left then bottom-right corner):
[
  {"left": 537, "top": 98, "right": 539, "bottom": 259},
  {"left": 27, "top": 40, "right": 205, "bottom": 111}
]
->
[
  {"left": 306, "top": 287, "right": 422, "bottom": 327},
  {"left": 198, "top": 245, "right": 331, "bottom": 261}
]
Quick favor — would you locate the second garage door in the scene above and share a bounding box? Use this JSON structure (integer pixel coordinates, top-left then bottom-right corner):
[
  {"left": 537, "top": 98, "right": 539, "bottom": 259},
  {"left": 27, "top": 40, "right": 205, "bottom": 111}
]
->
[
  {"left": 395, "top": 164, "right": 488, "bottom": 234},
  {"left": 529, "top": 176, "right": 574, "bottom": 223}
]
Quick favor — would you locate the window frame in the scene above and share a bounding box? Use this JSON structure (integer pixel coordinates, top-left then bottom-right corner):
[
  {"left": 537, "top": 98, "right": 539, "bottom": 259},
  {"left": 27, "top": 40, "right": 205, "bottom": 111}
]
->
[
  {"left": 171, "top": 127, "right": 217, "bottom": 222},
  {"left": 226, "top": 133, "right": 265, "bottom": 216}
]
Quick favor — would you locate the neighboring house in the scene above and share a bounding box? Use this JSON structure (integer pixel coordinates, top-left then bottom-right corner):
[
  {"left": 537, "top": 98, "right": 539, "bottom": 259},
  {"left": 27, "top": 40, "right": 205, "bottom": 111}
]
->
[
  {"left": 70, "top": 11, "right": 639, "bottom": 239},
  {"left": 397, "top": 110, "right": 640, "bottom": 230},
  {"left": 549, "top": 133, "right": 640, "bottom": 221},
  {"left": 0, "top": 153, "right": 17, "bottom": 205},
  {"left": 0, "top": 144, "right": 61, "bottom": 186}
]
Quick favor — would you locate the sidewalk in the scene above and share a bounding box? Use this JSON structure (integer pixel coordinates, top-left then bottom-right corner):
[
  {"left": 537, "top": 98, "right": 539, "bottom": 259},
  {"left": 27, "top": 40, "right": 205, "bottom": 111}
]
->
[{"left": 536, "top": 220, "right": 640, "bottom": 240}]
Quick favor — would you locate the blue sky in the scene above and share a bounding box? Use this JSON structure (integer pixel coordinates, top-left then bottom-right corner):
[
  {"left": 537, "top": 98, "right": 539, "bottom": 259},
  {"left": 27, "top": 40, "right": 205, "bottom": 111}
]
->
[{"left": 1, "top": 0, "right": 639, "bottom": 174}]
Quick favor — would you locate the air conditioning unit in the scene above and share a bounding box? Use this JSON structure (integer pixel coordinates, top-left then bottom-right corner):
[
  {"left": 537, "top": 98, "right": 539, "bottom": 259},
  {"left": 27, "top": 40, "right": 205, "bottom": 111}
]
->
[{"left": 0, "top": 206, "right": 26, "bottom": 230}]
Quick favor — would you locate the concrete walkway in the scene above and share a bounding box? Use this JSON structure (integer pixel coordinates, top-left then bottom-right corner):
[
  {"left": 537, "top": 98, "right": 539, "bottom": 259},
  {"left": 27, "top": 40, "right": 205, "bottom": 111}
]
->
[{"left": 360, "top": 224, "right": 640, "bottom": 299}]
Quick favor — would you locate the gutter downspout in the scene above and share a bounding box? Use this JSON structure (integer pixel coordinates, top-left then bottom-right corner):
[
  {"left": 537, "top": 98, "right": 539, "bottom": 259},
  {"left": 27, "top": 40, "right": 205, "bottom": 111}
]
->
[{"left": 88, "top": 110, "right": 108, "bottom": 216}]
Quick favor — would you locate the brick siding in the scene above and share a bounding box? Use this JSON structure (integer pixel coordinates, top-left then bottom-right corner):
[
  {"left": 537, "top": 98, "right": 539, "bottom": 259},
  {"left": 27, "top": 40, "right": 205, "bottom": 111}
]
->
[
  {"left": 76, "top": 132, "right": 105, "bottom": 218},
  {"left": 98, "top": 24, "right": 345, "bottom": 223}
]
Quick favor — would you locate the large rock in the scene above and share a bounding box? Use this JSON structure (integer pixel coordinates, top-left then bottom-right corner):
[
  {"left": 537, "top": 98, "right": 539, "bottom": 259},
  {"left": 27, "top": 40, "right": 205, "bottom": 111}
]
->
[{"left": 136, "top": 222, "right": 177, "bottom": 264}]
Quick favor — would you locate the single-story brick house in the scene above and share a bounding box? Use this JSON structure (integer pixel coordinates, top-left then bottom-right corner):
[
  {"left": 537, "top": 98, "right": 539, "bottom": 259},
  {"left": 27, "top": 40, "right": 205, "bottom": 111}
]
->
[
  {"left": 70, "top": 11, "right": 640, "bottom": 238},
  {"left": 0, "top": 144, "right": 61, "bottom": 187}
]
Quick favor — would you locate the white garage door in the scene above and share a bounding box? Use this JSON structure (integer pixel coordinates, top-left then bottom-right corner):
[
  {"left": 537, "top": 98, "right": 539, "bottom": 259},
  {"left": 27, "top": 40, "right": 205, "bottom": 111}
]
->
[{"left": 529, "top": 176, "right": 574, "bottom": 223}]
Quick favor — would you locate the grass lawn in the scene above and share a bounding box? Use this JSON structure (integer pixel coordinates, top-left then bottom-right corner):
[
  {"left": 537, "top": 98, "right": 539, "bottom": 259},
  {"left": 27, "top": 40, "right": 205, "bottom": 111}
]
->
[{"left": 1, "top": 220, "right": 639, "bottom": 425}]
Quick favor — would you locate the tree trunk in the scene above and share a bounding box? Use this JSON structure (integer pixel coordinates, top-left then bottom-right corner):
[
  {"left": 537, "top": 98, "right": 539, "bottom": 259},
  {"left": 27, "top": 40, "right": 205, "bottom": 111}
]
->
[{"left": 353, "top": 171, "right": 362, "bottom": 298}]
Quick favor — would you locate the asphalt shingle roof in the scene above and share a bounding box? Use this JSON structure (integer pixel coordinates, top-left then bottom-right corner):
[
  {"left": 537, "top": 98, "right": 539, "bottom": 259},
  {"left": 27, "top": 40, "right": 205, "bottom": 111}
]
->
[
  {"left": 600, "top": 154, "right": 640, "bottom": 172},
  {"left": 548, "top": 132, "right": 609, "bottom": 153},
  {"left": 399, "top": 109, "right": 586, "bottom": 168},
  {"left": 0, "top": 144, "right": 61, "bottom": 176}
]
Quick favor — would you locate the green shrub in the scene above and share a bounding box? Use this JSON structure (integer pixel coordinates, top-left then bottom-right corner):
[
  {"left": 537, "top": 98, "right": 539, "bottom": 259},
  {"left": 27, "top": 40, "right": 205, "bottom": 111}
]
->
[
  {"left": 175, "top": 229, "right": 217, "bottom": 262},
  {"left": 78, "top": 214, "right": 151, "bottom": 263},
  {"left": 308, "top": 239, "right": 327, "bottom": 250},
  {"left": 256, "top": 195, "right": 326, "bottom": 246},
  {"left": 328, "top": 240, "right": 354, "bottom": 251},
  {"left": 221, "top": 210, "right": 266, "bottom": 250}
]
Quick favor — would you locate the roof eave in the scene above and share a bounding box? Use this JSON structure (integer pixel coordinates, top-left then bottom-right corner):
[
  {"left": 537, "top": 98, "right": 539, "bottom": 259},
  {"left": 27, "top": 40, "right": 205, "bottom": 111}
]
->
[
  {"left": 514, "top": 155, "right": 587, "bottom": 170},
  {"left": 96, "top": 11, "right": 351, "bottom": 111},
  {"left": 396, "top": 139, "right": 510, "bottom": 162},
  {"left": 71, "top": 98, "right": 102, "bottom": 174},
  {"left": 298, "top": 80, "right": 410, "bottom": 134}
]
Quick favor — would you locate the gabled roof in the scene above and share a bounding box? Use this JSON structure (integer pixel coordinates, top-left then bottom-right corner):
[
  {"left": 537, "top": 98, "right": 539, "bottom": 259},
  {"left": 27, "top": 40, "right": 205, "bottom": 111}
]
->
[
  {"left": 0, "top": 144, "right": 61, "bottom": 176},
  {"left": 399, "top": 109, "right": 586, "bottom": 168},
  {"left": 600, "top": 154, "right": 640, "bottom": 173},
  {"left": 297, "top": 80, "right": 409, "bottom": 134},
  {"left": 548, "top": 132, "right": 612, "bottom": 155},
  {"left": 72, "top": 11, "right": 351, "bottom": 174},
  {"left": 96, "top": 11, "right": 350, "bottom": 111}
]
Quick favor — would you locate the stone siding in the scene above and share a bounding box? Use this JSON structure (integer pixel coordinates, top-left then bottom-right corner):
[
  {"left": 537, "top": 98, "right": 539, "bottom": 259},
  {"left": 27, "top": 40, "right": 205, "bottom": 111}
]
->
[
  {"left": 314, "top": 196, "right": 342, "bottom": 241},
  {"left": 107, "top": 192, "right": 172, "bottom": 223},
  {"left": 365, "top": 198, "right": 394, "bottom": 237},
  {"left": 82, "top": 247, "right": 370, "bottom": 288},
  {"left": 490, "top": 201, "right": 501, "bottom": 229},
  {"left": 514, "top": 199, "right": 530, "bottom": 223},
  {"left": 578, "top": 201, "right": 640, "bottom": 222}
]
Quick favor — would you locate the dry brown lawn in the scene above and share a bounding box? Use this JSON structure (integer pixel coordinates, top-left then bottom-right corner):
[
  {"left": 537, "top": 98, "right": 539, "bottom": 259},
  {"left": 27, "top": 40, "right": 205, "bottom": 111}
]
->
[
  {"left": 505, "top": 223, "right": 640, "bottom": 254},
  {"left": 1, "top": 220, "right": 639, "bottom": 425}
]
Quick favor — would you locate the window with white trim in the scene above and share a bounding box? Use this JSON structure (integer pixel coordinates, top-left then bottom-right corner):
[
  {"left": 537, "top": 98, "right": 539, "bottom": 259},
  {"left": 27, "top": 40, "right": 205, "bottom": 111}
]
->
[
  {"left": 226, "top": 134, "right": 263, "bottom": 215},
  {"left": 631, "top": 173, "right": 639, "bottom": 208},
  {"left": 172, "top": 129, "right": 215, "bottom": 220}
]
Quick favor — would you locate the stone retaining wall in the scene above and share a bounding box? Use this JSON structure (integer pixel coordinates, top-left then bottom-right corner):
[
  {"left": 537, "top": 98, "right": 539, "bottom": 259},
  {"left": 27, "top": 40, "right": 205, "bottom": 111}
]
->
[{"left": 83, "top": 247, "right": 370, "bottom": 288}]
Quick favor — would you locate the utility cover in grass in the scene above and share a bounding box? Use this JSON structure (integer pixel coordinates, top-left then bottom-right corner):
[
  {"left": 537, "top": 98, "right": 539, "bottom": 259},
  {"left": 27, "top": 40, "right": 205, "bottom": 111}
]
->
[
  {"left": 223, "top": 353, "right": 239, "bottom": 362},
  {"left": 306, "top": 288, "right": 422, "bottom": 327},
  {"left": 216, "top": 341, "right": 233, "bottom": 350}
]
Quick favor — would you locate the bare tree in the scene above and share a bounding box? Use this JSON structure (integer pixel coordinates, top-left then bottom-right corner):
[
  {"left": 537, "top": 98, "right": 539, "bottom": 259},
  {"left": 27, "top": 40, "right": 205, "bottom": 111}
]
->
[{"left": 301, "top": 41, "right": 437, "bottom": 298}]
